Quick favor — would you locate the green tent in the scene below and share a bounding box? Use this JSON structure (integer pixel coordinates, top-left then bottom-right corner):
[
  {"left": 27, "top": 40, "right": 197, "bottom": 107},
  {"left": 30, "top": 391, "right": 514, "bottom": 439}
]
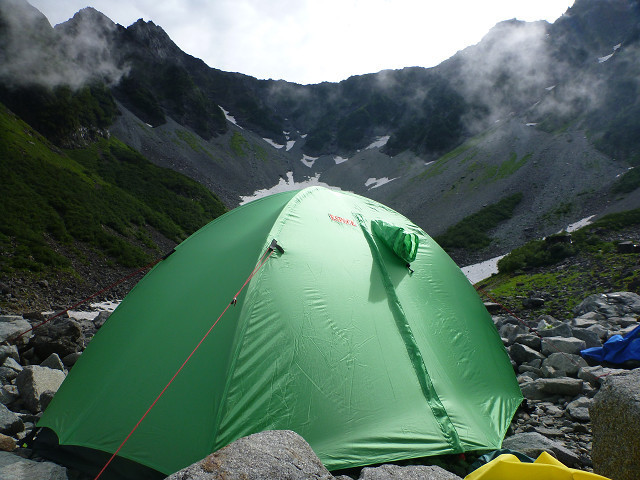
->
[{"left": 37, "top": 186, "right": 522, "bottom": 478}]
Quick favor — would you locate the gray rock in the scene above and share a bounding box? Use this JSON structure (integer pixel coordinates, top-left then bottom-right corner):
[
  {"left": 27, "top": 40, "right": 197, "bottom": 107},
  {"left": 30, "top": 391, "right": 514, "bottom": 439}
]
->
[
  {"left": 0, "top": 451, "right": 68, "bottom": 479},
  {"left": 2, "top": 357, "right": 22, "bottom": 375},
  {"left": 542, "top": 353, "right": 587, "bottom": 377},
  {"left": 537, "top": 377, "right": 584, "bottom": 396},
  {"left": 0, "top": 385, "right": 19, "bottom": 407},
  {"left": 0, "top": 316, "right": 32, "bottom": 346},
  {"left": 484, "top": 302, "right": 501, "bottom": 314},
  {"left": 359, "top": 464, "right": 462, "bottom": 480},
  {"left": 29, "top": 318, "right": 85, "bottom": 360},
  {"left": 519, "top": 380, "right": 547, "bottom": 400},
  {"left": 567, "top": 397, "right": 592, "bottom": 422},
  {"left": 500, "top": 324, "right": 528, "bottom": 346},
  {"left": 15, "top": 366, "right": 66, "bottom": 414},
  {"left": 0, "top": 404, "right": 23, "bottom": 436},
  {"left": 523, "top": 297, "right": 545, "bottom": 309},
  {"left": 571, "top": 328, "right": 602, "bottom": 349},
  {"left": 165, "top": 430, "right": 333, "bottom": 480},
  {"left": 590, "top": 368, "right": 640, "bottom": 480},
  {"left": 541, "top": 365, "right": 564, "bottom": 379},
  {"left": 0, "top": 346, "right": 19, "bottom": 365},
  {"left": 608, "top": 316, "right": 639, "bottom": 328},
  {"left": 533, "top": 426, "right": 565, "bottom": 438},
  {"left": 502, "top": 432, "right": 580, "bottom": 466},
  {"left": 93, "top": 310, "right": 111, "bottom": 329},
  {"left": 509, "top": 344, "right": 545, "bottom": 365},
  {"left": 538, "top": 323, "right": 573, "bottom": 338},
  {"left": 578, "top": 366, "right": 626, "bottom": 386},
  {"left": 572, "top": 315, "right": 600, "bottom": 328},
  {"left": 61, "top": 352, "right": 81, "bottom": 367},
  {"left": 513, "top": 334, "right": 541, "bottom": 350},
  {"left": 40, "top": 354, "right": 65, "bottom": 372},
  {"left": 517, "top": 366, "right": 541, "bottom": 379},
  {"left": 586, "top": 323, "right": 609, "bottom": 341},
  {"left": 0, "top": 367, "right": 18, "bottom": 385},
  {"left": 574, "top": 292, "right": 640, "bottom": 317},
  {"left": 541, "top": 337, "right": 586, "bottom": 356}
]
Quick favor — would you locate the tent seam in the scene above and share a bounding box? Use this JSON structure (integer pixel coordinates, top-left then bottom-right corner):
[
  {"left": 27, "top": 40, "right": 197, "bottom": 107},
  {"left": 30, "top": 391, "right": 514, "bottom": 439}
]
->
[{"left": 356, "top": 214, "right": 463, "bottom": 453}]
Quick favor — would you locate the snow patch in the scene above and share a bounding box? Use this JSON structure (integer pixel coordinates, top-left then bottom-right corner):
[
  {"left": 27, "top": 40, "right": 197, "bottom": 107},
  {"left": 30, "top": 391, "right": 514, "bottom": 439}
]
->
[
  {"left": 598, "top": 53, "right": 614, "bottom": 63},
  {"left": 613, "top": 43, "right": 622, "bottom": 51},
  {"left": 334, "top": 156, "right": 349, "bottom": 165},
  {"left": 286, "top": 140, "right": 296, "bottom": 151},
  {"left": 545, "top": 85, "right": 556, "bottom": 91},
  {"left": 60, "top": 300, "right": 121, "bottom": 321},
  {"left": 301, "top": 134, "right": 308, "bottom": 139},
  {"left": 365, "top": 177, "right": 397, "bottom": 189},
  {"left": 526, "top": 123, "right": 538, "bottom": 127},
  {"left": 220, "top": 106, "right": 242, "bottom": 129},
  {"left": 239, "top": 172, "right": 343, "bottom": 205},
  {"left": 365, "top": 135, "right": 390, "bottom": 150},
  {"left": 565, "top": 215, "right": 596, "bottom": 232},
  {"left": 301, "top": 154, "right": 318, "bottom": 168},
  {"left": 263, "top": 138, "right": 284, "bottom": 149},
  {"left": 462, "top": 255, "right": 505, "bottom": 284},
  {"left": 616, "top": 166, "right": 634, "bottom": 178}
]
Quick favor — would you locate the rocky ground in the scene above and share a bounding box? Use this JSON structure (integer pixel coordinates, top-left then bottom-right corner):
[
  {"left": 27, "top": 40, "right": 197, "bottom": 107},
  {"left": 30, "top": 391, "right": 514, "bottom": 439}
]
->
[{"left": 0, "top": 287, "right": 638, "bottom": 479}]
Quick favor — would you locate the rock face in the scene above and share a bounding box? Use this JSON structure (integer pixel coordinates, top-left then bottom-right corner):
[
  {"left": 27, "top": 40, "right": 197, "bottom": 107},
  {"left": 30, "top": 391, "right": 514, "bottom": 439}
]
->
[
  {"left": 0, "top": 451, "right": 68, "bottom": 480},
  {"left": 590, "top": 368, "right": 640, "bottom": 480},
  {"left": 166, "top": 430, "right": 334, "bottom": 480},
  {"left": 358, "top": 464, "right": 462, "bottom": 480},
  {"left": 15, "top": 365, "right": 66, "bottom": 414},
  {"left": 166, "top": 431, "right": 464, "bottom": 480}
]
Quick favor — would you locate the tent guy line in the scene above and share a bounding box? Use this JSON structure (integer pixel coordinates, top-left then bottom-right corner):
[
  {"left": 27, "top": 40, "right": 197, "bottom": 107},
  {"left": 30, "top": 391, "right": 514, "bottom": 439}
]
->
[{"left": 94, "top": 242, "right": 280, "bottom": 480}]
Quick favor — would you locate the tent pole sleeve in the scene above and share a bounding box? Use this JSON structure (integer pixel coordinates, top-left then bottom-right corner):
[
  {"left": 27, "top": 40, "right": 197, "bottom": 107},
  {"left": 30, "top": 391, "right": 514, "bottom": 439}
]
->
[{"left": 356, "top": 216, "right": 463, "bottom": 453}]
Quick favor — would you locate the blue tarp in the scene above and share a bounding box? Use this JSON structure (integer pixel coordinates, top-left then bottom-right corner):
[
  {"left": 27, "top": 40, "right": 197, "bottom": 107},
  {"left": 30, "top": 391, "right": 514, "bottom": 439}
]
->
[{"left": 581, "top": 324, "right": 640, "bottom": 365}]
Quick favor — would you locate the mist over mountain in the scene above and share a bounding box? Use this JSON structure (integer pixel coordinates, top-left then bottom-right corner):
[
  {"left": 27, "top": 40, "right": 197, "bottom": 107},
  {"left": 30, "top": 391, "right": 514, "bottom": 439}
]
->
[{"left": 3, "top": 0, "right": 640, "bottom": 277}]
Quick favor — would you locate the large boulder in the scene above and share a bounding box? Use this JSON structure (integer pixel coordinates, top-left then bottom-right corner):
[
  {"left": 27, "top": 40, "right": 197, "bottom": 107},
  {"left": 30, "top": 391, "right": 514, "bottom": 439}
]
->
[
  {"left": 0, "top": 316, "right": 32, "bottom": 346},
  {"left": 15, "top": 366, "right": 66, "bottom": 414},
  {"left": 509, "top": 344, "right": 544, "bottom": 365},
  {"left": 502, "top": 432, "right": 580, "bottom": 467},
  {"left": 542, "top": 353, "right": 587, "bottom": 377},
  {"left": 28, "top": 317, "right": 85, "bottom": 360},
  {"left": 0, "top": 404, "right": 23, "bottom": 436},
  {"left": 574, "top": 292, "right": 640, "bottom": 318},
  {"left": 0, "top": 451, "right": 68, "bottom": 480},
  {"left": 541, "top": 337, "right": 586, "bottom": 356},
  {"left": 165, "top": 430, "right": 334, "bottom": 480},
  {"left": 359, "top": 464, "right": 462, "bottom": 479},
  {"left": 590, "top": 368, "right": 640, "bottom": 480}
]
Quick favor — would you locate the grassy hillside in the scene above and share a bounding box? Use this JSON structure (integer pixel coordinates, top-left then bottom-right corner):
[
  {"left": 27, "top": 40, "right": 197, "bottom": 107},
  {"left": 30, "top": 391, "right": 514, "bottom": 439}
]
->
[
  {"left": 479, "top": 210, "right": 640, "bottom": 320},
  {"left": 0, "top": 102, "right": 226, "bottom": 276}
]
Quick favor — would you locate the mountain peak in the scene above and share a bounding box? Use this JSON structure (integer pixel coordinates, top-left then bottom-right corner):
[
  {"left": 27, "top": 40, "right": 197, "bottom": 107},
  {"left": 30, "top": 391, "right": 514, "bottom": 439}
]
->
[{"left": 126, "top": 18, "right": 181, "bottom": 59}]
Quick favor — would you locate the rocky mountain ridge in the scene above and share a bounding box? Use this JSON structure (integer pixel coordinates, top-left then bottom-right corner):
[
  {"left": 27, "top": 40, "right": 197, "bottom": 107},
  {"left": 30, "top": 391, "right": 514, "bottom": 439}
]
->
[{"left": 3, "top": 0, "right": 640, "bottom": 272}]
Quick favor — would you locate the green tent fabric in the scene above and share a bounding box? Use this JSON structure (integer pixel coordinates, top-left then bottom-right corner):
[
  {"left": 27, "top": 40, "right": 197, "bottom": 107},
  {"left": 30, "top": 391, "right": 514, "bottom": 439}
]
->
[{"left": 37, "top": 186, "right": 522, "bottom": 477}]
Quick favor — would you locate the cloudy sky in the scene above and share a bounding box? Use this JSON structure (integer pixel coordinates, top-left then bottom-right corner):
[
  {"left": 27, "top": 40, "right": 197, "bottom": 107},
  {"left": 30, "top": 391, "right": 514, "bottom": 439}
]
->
[{"left": 29, "top": 0, "right": 575, "bottom": 85}]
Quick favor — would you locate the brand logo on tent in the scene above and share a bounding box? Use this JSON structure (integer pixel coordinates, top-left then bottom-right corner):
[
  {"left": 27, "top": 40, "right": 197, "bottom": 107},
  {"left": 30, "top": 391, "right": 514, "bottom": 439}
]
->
[{"left": 328, "top": 214, "right": 357, "bottom": 227}]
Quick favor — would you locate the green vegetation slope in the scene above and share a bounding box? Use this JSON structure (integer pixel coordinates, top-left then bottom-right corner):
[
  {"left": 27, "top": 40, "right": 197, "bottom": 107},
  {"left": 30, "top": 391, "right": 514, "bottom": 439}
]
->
[{"left": 0, "top": 102, "right": 225, "bottom": 278}]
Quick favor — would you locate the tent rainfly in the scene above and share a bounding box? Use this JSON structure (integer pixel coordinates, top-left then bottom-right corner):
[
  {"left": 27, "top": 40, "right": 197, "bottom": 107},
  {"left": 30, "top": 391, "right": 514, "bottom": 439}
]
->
[{"left": 36, "top": 186, "right": 523, "bottom": 479}]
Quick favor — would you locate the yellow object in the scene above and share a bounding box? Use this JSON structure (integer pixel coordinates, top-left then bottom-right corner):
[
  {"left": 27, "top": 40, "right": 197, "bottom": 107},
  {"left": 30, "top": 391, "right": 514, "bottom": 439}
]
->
[{"left": 464, "top": 452, "right": 612, "bottom": 480}]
